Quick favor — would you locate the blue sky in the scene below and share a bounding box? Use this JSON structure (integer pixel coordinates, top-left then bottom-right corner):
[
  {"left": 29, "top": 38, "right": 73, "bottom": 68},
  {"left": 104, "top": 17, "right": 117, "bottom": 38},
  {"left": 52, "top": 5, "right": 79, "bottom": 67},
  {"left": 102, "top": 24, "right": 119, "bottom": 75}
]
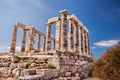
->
[{"left": 0, "top": 0, "right": 120, "bottom": 60}]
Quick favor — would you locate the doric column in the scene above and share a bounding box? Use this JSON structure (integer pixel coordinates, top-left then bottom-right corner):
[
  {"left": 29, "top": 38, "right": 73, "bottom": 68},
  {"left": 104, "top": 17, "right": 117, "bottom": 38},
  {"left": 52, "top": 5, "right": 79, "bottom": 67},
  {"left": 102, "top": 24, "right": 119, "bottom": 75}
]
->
[
  {"left": 69, "top": 20, "right": 74, "bottom": 52},
  {"left": 80, "top": 27, "right": 84, "bottom": 56},
  {"left": 85, "top": 32, "right": 89, "bottom": 57},
  {"left": 74, "top": 24, "right": 79, "bottom": 54},
  {"left": 87, "top": 33, "right": 90, "bottom": 57},
  {"left": 10, "top": 25, "right": 18, "bottom": 53},
  {"left": 60, "top": 10, "right": 68, "bottom": 51},
  {"left": 37, "top": 34, "right": 41, "bottom": 50},
  {"left": 21, "top": 29, "right": 27, "bottom": 52},
  {"left": 82, "top": 30, "right": 85, "bottom": 56},
  {"left": 78, "top": 26, "right": 82, "bottom": 56},
  {"left": 43, "top": 36, "right": 46, "bottom": 51},
  {"left": 27, "top": 26, "right": 34, "bottom": 51},
  {"left": 53, "top": 39, "right": 55, "bottom": 50},
  {"left": 45, "top": 24, "right": 51, "bottom": 51},
  {"left": 55, "top": 20, "right": 61, "bottom": 50}
]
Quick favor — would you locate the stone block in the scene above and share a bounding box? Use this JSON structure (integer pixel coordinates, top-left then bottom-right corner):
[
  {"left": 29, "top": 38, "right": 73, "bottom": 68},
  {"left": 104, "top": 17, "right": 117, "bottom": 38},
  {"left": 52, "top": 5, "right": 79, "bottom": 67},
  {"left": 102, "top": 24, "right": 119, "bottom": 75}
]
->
[
  {"left": 22, "top": 69, "right": 36, "bottom": 76},
  {"left": 64, "top": 72, "right": 71, "bottom": 77}
]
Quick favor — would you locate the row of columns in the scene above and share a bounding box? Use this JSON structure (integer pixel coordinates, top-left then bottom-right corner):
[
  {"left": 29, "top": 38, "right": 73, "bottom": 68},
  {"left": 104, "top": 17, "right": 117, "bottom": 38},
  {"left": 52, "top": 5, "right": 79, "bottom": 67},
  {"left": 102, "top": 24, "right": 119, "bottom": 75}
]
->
[
  {"left": 10, "top": 23, "right": 48, "bottom": 53},
  {"left": 45, "top": 10, "right": 91, "bottom": 57}
]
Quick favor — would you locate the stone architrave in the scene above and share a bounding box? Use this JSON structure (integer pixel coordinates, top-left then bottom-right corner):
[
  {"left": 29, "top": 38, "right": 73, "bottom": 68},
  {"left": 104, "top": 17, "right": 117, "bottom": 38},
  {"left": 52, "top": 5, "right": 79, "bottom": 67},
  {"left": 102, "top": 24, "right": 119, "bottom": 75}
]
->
[
  {"left": 21, "top": 29, "right": 27, "bottom": 52},
  {"left": 60, "top": 10, "right": 68, "bottom": 51},
  {"left": 10, "top": 25, "right": 18, "bottom": 53}
]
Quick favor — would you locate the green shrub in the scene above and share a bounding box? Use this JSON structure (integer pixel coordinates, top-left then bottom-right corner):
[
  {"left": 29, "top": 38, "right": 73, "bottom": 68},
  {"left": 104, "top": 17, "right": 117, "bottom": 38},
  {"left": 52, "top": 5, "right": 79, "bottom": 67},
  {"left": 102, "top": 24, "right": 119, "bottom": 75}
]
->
[{"left": 46, "top": 63, "right": 56, "bottom": 69}]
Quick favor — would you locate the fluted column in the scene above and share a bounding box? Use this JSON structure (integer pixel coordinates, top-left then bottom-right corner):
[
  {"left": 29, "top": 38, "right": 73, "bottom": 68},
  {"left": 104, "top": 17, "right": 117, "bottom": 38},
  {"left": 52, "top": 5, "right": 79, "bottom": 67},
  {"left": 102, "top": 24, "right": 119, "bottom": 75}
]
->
[
  {"left": 85, "top": 32, "right": 89, "bottom": 57},
  {"left": 80, "top": 27, "right": 84, "bottom": 56},
  {"left": 10, "top": 25, "right": 18, "bottom": 53},
  {"left": 69, "top": 20, "right": 74, "bottom": 52},
  {"left": 45, "top": 24, "right": 51, "bottom": 51},
  {"left": 21, "top": 29, "right": 27, "bottom": 52},
  {"left": 43, "top": 36, "right": 46, "bottom": 51},
  {"left": 53, "top": 39, "right": 55, "bottom": 50},
  {"left": 78, "top": 26, "right": 82, "bottom": 56},
  {"left": 27, "top": 27, "right": 34, "bottom": 51},
  {"left": 55, "top": 20, "right": 61, "bottom": 50},
  {"left": 83, "top": 30, "right": 85, "bottom": 56},
  {"left": 60, "top": 10, "right": 68, "bottom": 51},
  {"left": 75, "top": 24, "right": 79, "bottom": 54},
  {"left": 87, "top": 33, "right": 90, "bottom": 57},
  {"left": 37, "top": 34, "right": 41, "bottom": 50}
]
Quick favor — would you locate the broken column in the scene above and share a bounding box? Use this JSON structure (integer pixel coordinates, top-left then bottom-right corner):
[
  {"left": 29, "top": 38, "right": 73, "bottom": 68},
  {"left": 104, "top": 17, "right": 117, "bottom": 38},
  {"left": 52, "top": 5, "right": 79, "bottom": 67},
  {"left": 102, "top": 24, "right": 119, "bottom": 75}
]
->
[
  {"left": 10, "top": 23, "right": 18, "bottom": 53},
  {"left": 45, "top": 23, "right": 52, "bottom": 51},
  {"left": 60, "top": 10, "right": 68, "bottom": 51}
]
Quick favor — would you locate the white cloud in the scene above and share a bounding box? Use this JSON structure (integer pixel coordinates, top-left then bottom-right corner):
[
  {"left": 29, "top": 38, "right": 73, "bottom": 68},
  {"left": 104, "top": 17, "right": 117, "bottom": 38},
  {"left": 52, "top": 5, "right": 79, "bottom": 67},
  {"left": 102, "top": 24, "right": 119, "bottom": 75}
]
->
[
  {"left": 91, "top": 46, "right": 96, "bottom": 49},
  {"left": 94, "top": 40, "right": 119, "bottom": 47}
]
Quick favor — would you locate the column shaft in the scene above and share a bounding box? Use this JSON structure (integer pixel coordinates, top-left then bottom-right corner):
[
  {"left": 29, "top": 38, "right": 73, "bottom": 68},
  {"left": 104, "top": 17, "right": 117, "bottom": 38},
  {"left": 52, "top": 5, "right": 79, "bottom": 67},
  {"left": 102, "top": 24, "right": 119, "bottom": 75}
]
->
[
  {"left": 43, "top": 37, "right": 46, "bottom": 51},
  {"left": 78, "top": 26, "right": 81, "bottom": 56},
  {"left": 69, "top": 20, "right": 74, "bottom": 52},
  {"left": 27, "top": 27, "right": 34, "bottom": 51},
  {"left": 83, "top": 30, "right": 85, "bottom": 56},
  {"left": 45, "top": 24, "right": 51, "bottom": 51},
  {"left": 37, "top": 34, "right": 41, "bottom": 50},
  {"left": 80, "top": 27, "right": 84, "bottom": 56},
  {"left": 75, "top": 24, "right": 79, "bottom": 54},
  {"left": 21, "top": 29, "right": 27, "bottom": 52},
  {"left": 60, "top": 11, "right": 68, "bottom": 51},
  {"left": 10, "top": 26, "right": 18, "bottom": 53},
  {"left": 55, "top": 20, "right": 61, "bottom": 50}
]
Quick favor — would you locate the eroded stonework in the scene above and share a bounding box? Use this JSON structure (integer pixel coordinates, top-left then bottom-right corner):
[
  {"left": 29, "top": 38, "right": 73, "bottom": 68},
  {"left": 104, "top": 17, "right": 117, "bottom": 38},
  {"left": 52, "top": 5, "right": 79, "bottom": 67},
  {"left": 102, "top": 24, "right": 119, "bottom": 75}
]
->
[{"left": 0, "top": 10, "right": 93, "bottom": 80}]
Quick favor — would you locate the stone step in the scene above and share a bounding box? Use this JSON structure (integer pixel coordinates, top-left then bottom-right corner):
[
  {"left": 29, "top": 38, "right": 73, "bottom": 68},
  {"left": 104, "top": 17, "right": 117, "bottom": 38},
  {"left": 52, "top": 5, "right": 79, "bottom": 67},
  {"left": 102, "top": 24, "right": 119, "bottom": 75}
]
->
[
  {"left": 19, "top": 75, "right": 42, "bottom": 80},
  {"left": 21, "top": 69, "right": 36, "bottom": 76}
]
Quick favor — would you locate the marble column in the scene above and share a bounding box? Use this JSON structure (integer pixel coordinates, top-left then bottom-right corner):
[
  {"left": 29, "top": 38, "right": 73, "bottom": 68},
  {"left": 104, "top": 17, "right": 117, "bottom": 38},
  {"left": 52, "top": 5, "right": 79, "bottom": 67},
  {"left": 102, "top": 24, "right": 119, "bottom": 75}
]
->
[
  {"left": 78, "top": 26, "right": 82, "bottom": 56},
  {"left": 10, "top": 25, "right": 18, "bottom": 53},
  {"left": 82, "top": 30, "right": 85, "bottom": 56},
  {"left": 37, "top": 34, "right": 41, "bottom": 50},
  {"left": 53, "top": 39, "right": 55, "bottom": 50},
  {"left": 74, "top": 24, "right": 79, "bottom": 54},
  {"left": 21, "top": 29, "right": 27, "bottom": 52},
  {"left": 55, "top": 20, "right": 61, "bottom": 50},
  {"left": 87, "top": 33, "right": 90, "bottom": 57},
  {"left": 80, "top": 27, "right": 84, "bottom": 56},
  {"left": 27, "top": 27, "right": 34, "bottom": 51},
  {"left": 45, "top": 24, "right": 51, "bottom": 51},
  {"left": 60, "top": 10, "right": 68, "bottom": 51},
  {"left": 69, "top": 20, "right": 74, "bottom": 52},
  {"left": 85, "top": 32, "right": 89, "bottom": 57},
  {"left": 43, "top": 36, "right": 46, "bottom": 51}
]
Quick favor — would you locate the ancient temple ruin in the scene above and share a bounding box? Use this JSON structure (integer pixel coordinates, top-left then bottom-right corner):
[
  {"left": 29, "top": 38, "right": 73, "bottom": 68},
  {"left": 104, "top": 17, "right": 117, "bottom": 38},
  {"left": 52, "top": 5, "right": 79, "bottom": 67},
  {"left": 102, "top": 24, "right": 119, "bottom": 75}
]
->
[
  {"left": 10, "top": 10, "right": 92, "bottom": 58},
  {"left": 0, "top": 10, "right": 93, "bottom": 80}
]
